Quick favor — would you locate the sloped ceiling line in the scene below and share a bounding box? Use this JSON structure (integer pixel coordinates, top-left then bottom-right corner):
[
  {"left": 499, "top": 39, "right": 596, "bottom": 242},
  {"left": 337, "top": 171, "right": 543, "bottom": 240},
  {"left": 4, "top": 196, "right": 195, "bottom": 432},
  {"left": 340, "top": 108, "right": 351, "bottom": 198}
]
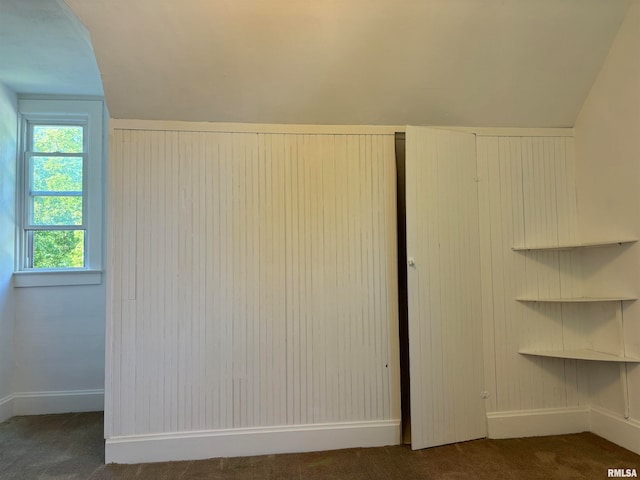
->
[{"left": 7, "top": 0, "right": 632, "bottom": 126}]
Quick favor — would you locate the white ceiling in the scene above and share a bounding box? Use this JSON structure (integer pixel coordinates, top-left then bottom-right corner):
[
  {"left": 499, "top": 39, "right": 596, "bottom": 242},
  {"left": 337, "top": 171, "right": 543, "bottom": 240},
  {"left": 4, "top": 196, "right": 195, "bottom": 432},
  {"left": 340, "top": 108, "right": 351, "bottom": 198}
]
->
[
  {"left": 6, "top": 0, "right": 634, "bottom": 127},
  {"left": 0, "top": 0, "right": 103, "bottom": 96}
]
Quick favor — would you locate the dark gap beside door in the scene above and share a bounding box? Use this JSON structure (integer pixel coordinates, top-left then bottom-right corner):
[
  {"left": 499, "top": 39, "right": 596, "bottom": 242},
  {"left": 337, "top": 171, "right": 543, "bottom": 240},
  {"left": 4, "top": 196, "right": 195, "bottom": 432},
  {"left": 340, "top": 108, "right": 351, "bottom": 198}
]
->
[{"left": 395, "top": 132, "right": 410, "bottom": 444}]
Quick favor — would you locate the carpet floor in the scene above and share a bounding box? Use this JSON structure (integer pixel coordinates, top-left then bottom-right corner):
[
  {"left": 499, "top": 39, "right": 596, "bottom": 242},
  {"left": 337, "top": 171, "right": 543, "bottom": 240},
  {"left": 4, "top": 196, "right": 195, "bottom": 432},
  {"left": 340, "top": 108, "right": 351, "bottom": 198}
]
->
[{"left": 1, "top": 412, "right": 639, "bottom": 479}]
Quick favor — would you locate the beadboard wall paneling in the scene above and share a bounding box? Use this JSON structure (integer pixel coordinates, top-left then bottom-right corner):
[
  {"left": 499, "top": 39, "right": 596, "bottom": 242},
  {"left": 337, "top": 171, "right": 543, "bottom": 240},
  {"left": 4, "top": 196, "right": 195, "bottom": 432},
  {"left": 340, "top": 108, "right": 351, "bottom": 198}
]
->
[
  {"left": 477, "top": 136, "right": 589, "bottom": 414},
  {"left": 106, "top": 128, "right": 400, "bottom": 438}
]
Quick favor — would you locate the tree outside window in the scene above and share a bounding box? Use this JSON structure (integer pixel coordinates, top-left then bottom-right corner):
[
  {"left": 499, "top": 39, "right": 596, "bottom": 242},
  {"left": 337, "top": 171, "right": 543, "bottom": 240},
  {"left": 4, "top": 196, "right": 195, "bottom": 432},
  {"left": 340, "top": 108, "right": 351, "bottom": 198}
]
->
[{"left": 26, "top": 124, "right": 86, "bottom": 269}]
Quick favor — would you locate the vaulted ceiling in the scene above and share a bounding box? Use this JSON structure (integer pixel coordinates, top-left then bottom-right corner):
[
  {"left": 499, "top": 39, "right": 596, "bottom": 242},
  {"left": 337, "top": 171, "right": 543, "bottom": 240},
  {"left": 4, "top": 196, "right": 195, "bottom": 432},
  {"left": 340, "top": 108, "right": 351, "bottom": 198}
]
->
[
  {"left": 3, "top": 1, "right": 634, "bottom": 126},
  {"left": 0, "top": 0, "right": 102, "bottom": 96}
]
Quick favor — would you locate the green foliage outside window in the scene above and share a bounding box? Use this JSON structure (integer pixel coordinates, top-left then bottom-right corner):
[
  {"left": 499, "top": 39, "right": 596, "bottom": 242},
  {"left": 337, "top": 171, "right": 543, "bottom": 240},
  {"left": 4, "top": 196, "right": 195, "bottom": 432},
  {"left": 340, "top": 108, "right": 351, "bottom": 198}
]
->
[
  {"left": 33, "top": 125, "right": 83, "bottom": 153},
  {"left": 32, "top": 231, "right": 85, "bottom": 268},
  {"left": 29, "top": 125, "right": 85, "bottom": 269}
]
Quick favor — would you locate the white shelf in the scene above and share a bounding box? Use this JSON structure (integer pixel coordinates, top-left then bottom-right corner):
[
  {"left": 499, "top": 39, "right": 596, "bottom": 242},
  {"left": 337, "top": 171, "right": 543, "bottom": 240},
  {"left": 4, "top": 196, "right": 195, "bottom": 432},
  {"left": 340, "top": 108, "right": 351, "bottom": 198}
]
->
[
  {"left": 515, "top": 234, "right": 637, "bottom": 368},
  {"left": 516, "top": 296, "right": 637, "bottom": 303},
  {"left": 519, "top": 349, "right": 640, "bottom": 363},
  {"left": 512, "top": 239, "right": 637, "bottom": 252}
]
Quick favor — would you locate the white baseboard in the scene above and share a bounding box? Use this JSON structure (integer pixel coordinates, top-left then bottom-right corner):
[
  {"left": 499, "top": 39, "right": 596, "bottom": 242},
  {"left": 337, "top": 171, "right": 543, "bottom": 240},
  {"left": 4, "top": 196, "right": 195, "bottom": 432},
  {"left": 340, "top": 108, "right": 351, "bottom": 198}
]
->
[
  {"left": 487, "top": 406, "right": 590, "bottom": 439},
  {"left": 106, "top": 419, "right": 401, "bottom": 464},
  {"left": 0, "top": 394, "right": 14, "bottom": 423},
  {"left": 591, "top": 406, "right": 640, "bottom": 456},
  {"left": 13, "top": 389, "right": 104, "bottom": 416}
]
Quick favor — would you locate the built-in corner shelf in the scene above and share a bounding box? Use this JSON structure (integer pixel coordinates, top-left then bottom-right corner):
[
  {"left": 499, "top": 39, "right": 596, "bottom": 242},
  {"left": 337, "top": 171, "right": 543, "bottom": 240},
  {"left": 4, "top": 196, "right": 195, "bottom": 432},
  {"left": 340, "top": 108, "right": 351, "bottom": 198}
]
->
[
  {"left": 519, "top": 349, "right": 640, "bottom": 363},
  {"left": 516, "top": 296, "right": 637, "bottom": 303},
  {"left": 511, "top": 239, "right": 637, "bottom": 252},
  {"left": 515, "top": 237, "right": 639, "bottom": 367}
]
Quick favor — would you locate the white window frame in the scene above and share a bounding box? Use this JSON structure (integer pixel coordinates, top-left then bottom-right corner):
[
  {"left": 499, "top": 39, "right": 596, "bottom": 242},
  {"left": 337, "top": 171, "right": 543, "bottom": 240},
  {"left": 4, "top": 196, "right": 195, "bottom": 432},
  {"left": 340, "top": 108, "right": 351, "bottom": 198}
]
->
[{"left": 14, "top": 98, "right": 104, "bottom": 287}]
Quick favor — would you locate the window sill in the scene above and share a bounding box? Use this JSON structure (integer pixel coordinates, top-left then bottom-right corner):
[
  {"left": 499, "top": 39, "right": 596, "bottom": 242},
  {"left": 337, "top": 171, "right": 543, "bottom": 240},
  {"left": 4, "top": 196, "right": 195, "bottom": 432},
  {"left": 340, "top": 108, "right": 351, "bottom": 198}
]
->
[{"left": 13, "top": 269, "right": 103, "bottom": 287}]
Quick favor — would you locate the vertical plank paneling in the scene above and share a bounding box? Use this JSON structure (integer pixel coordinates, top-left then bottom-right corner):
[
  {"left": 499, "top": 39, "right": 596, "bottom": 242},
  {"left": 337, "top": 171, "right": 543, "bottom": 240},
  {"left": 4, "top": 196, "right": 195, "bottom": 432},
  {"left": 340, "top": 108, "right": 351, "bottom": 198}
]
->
[
  {"left": 204, "top": 132, "right": 216, "bottom": 430},
  {"left": 258, "top": 133, "right": 269, "bottom": 427},
  {"left": 334, "top": 135, "right": 348, "bottom": 422},
  {"left": 299, "top": 133, "right": 309, "bottom": 424},
  {"left": 168, "top": 130, "right": 180, "bottom": 433},
  {"left": 272, "top": 134, "right": 288, "bottom": 426},
  {"left": 178, "top": 131, "right": 192, "bottom": 432},
  {"left": 120, "top": 128, "right": 137, "bottom": 436},
  {"left": 108, "top": 123, "right": 586, "bottom": 450},
  {"left": 321, "top": 134, "right": 337, "bottom": 423},
  {"left": 105, "top": 128, "right": 122, "bottom": 438},
  {"left": 407, "top": 127, "right": 485, "bottom": 449},
  {"left": 477, "top": 135, "right": 585, "bottom": 415},
  {"left": 106, "top": 127, "right": 399, "bottom": 438},
  {"left": 220, "top": 133, "right": 234, "bottom": 429},
  {"left": 148, "top": 130, "right": 162, "bottom": 433},
  {"left": 284, "top": 134, "right": 297, "bottom": 425},
  {"left": 384, "top": 135, "right": 401, "bottom": 423},
  {"left": 476, "top": 137, "right": 497, "bottom": 414},
  {"left": 246, "top": 132, "right": 259, "bottom": 429}
]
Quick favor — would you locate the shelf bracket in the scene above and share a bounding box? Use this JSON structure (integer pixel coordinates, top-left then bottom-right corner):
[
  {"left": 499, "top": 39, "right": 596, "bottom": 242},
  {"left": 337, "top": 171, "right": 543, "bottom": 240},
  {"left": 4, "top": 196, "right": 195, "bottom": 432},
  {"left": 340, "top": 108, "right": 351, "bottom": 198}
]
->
[
  {"left": 619, "top": 300, "right": 631, "bottom": 419},
  {"left": 621, "top": 363, "right": 630, "bottom": 420}
]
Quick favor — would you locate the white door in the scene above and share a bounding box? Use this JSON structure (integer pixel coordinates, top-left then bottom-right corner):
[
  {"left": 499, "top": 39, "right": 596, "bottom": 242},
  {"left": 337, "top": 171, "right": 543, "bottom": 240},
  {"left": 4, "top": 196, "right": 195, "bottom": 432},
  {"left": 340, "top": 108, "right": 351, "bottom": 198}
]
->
[{"left": 406, "top": 126, "right": 486, "bottom": 449}]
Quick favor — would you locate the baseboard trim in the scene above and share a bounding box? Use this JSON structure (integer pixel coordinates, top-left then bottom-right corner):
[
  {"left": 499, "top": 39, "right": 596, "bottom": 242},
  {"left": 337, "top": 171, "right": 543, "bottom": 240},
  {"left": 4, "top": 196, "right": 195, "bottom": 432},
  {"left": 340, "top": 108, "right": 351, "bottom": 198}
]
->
[
  {"left": 13, "top": 389, "right": 104, "bottom": 416},
  {"left": 487, "top": 406, "right": 590, "bottom": 439},
  {"left": 0, "top": 394, "right": 14, "bottom": 423},
  {"left": 106, "top": 419, "right": 401, "bottom": 464},
  {"left": 591, "top": 406, "right": 640, "bottom": 455}
]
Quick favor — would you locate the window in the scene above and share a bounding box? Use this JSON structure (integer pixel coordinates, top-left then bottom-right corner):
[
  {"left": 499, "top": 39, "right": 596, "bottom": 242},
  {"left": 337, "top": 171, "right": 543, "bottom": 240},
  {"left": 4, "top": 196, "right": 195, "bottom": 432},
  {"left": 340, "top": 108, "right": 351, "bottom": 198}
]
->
[
  {"left": 15, "top": 98, "right": 104, "bottom": 287},
  {"left": 26, "top": 123, "right": 85, "bottom": 268}
]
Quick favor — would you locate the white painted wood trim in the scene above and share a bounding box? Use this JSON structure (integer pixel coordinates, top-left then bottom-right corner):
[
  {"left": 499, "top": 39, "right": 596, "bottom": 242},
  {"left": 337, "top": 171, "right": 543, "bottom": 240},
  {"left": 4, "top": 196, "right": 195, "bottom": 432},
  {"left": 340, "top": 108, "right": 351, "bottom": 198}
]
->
[
  {"left": 511, "top": 238, "right": 638, "bottom": 252},
  {"left": 0, "top": 394, "right": 14, "bottom": 423},
  {"left": 105, "top": 420, "right": 401, "bottom": 464},
  {"left": 590, "top": 406, "right": 640, "bottom": 456},
  {"left": 441, "top": 127, "right": 574, "bottom": 137},
  {"left": 519, "top": 349, "right": 640, "bottom": 362},
  {"left": 109, "top": 119, "right": 403, "bottom": 135},
  {"left": 13, "top": 270, "right": 102, "bottom": 287},
  {"left": 516, "top": 296, "right": 637, "bottom": 302},
  {"left": 512, "top": 239, "right": 637, "bottom": 251},
  {"left": 109, "top": 120, "right": 573, "bottom": 137},
  {"left": 12, "top": 389, "right": 104, "bottom": 415},
  {"left": 486, "top": 407, "right": 590, "bottom": 439}
]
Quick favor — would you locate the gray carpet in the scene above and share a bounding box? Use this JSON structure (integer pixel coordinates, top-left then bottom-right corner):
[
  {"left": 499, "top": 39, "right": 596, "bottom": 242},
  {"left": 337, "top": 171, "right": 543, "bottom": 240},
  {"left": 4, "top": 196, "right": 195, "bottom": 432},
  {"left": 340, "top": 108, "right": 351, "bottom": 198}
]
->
[{"left": 1, "top": 412, "right": 639, "bottom": 479}]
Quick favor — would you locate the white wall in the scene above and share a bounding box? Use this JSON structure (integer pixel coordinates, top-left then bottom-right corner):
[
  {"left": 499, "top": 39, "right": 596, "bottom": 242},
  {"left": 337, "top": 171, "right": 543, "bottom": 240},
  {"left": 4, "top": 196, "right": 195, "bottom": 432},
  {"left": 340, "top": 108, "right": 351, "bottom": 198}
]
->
[
  {"left": 0, "top": 88, "right": 106, "bottom": 419},
  {"left": 476, "top": 134, "right": 591, "bottom": 420},
  {"left": 9, "top": 97, "right": 107, "bottom": 415},
  {"left": 574, "top": 1, "right": 640, "bottom": 420},
  {"left": 12, "top": 284, "right": 105, "bottom": 412},
  {"left": 0, "top": 82, "right": 17, "bottom": 422},
  {"left": 105, "top": 123, "right": 400, "bottom": 462}
]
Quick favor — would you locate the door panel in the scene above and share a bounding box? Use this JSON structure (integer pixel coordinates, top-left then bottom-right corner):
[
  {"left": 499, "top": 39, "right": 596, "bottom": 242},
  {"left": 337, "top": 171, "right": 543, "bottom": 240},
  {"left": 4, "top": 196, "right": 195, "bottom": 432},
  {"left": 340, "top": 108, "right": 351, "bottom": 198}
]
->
[{"left": 406, "top": 126, "right": 486, "bottom": 449}]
